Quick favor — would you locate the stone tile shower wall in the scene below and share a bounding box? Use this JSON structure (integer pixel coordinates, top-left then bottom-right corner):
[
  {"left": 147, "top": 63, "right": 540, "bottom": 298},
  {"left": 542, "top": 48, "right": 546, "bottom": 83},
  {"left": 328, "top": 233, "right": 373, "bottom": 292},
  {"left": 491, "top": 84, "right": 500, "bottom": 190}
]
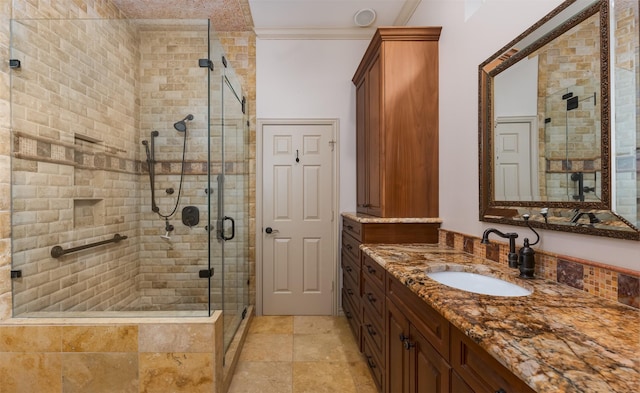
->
[
  {"left": 10, "top": 19, "right": 142, "bottom": 314},
  {"left": 536, "top": 12, "right": 601, "bottom": 201},
  {"left": 136, "top": 25, "right": 212, "bottom": 311},
  {"left": 613, "top": 0, "right": 639, "bottom": 227}
]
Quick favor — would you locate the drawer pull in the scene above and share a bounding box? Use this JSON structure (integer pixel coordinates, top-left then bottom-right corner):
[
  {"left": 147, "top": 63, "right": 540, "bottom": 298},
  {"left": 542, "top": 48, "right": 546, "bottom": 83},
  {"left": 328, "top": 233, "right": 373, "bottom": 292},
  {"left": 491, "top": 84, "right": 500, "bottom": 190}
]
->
[
  {"left": 365, "top": 324, "right": 377, "bottom": 337},
  {"left": 366, "top": 265, "right": 376, "bottom": 274},
  {"left": 366, "top": 355, "right": 377, "bottom": 369},
  {"left": 346, "top": 244, "right": 353, "bottom": 250},
  {"left": 346, "top": 224, "right": 353, "bottom": 230},
  {"left": 347, "top": 288, "right": 354, "bottom": 295},
  {"left": 366, "top": 293, "right": 377, "bottom": 303},
  {"left": 399, "top": 333, "right": 409, "bottom": 342},
  {"left": 345, "top": 265, "right": 352, "bottom": 273},
  {"left": 495, "top": 390, "right": 506, "bottom": 393},
  {"left": 345, "top": 310, "right": 352, "bottom": 319}
]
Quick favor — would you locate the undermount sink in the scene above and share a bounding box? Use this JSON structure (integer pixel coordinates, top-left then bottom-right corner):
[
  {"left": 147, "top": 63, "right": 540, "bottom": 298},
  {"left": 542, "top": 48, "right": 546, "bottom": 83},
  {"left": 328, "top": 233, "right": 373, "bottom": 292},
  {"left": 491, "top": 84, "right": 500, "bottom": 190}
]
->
[{"left": 426, "top": 271, "right": 533, "bottom": 297}]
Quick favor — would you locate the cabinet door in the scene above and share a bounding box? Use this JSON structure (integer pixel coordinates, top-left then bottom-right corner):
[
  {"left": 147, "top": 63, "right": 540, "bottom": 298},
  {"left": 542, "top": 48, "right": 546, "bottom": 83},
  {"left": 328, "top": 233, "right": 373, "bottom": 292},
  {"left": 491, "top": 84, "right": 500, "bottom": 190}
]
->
[
  {"left": 365, "top": 54, "right": 382, "bottom": 216},
  {"left": 386, "top": 299, "right": 410, "bottom": 393},
  {"left": 410, "top": 325, "right": 451, "bottom": 393}
]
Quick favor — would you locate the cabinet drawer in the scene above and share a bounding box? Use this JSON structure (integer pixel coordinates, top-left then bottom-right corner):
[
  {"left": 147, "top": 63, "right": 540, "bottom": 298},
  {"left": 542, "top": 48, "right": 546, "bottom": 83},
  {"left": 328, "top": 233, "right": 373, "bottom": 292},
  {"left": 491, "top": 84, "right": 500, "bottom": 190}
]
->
[
  {"left": 341, "top": 250, "right": 361, "bottom": 290},
  {"left": 342, "top": 268, "right": 360, "bottom": 308},
  {"left": 342, "top": 288, "right": 361, "bottom": 348},
  {"left": 451, "top": 327, "right": 535, "bottom": 393},
  {"left": 362, "top": 254, "right": 385, "bottom": 290},
  {"left": 363, "top": 334, "right": 384, "bottom": 392},
  {"left": 362, "top": 277, "right": 385, "bottom": 322},
  {"left": 362, "top": 304, "right": 384, "bottom": 357},
  {"left": 342, "top": 217, "right": 362, "bottom": 242},
  {"left": 342, "top": 231, "right": 361, "bottom": 261}
]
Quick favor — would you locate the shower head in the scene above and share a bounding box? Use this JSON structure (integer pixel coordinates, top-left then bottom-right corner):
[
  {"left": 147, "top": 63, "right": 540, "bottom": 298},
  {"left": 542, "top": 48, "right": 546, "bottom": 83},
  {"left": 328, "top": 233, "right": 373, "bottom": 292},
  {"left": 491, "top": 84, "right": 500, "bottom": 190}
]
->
[{"left": 174, "top": 114, "right": 194, "bottom": 132}]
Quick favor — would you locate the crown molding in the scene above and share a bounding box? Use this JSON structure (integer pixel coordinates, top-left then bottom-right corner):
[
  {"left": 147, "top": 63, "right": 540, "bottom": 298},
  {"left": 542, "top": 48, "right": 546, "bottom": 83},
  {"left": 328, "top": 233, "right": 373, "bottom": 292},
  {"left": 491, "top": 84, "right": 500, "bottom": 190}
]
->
[{"left": 253, "top": 27, "right": 377, "bottom": 40}]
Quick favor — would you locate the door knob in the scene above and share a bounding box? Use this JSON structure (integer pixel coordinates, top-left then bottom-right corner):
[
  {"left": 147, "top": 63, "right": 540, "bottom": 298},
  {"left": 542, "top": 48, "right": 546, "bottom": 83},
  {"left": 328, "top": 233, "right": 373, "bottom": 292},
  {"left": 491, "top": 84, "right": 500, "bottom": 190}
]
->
[{"left": 265, "top": 227, "right": 279, "bottom": 234}]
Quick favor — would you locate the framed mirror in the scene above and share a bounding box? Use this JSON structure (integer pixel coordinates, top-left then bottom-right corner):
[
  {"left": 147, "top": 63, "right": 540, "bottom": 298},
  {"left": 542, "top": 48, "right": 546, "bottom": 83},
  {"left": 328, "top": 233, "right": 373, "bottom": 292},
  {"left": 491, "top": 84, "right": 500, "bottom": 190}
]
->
[{"left": 479, "top": 0, "right": 640, "bottom": 240}]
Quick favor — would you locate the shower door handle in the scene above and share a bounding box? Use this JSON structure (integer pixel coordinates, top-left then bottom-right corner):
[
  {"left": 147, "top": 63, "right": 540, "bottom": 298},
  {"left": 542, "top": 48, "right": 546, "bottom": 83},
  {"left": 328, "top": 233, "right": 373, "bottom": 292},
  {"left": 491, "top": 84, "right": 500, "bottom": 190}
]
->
[{"left": 222, "top": 216, "right": 235, "bottom": 241}]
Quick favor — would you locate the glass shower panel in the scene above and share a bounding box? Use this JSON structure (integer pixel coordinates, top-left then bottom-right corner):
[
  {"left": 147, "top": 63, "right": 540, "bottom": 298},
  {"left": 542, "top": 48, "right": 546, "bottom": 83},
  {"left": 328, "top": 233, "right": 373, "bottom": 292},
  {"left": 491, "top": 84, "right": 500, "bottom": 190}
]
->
[
  {"left": 544, "top": 87, "right": 572, "bottom": 201},
  {"left": 543, "top": 83, "right": 601, "bottom": 202},
  {"left": 221, "top": 70, "right": 249, "bottom": 354},
  {"left": 9, "top": 18, "right": 211, "bottom": 316}
]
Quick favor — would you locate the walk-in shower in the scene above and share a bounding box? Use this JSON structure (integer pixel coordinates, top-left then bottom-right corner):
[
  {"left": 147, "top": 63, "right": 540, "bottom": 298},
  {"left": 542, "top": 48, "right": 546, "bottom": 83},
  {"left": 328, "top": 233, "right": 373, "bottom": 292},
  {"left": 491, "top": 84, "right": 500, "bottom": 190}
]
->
[
  {"left": 543, "top": 85, "right": 601, "bottom": 202},
  {"left": 9, "top": 18, "right": 250, "bottom": 355}
]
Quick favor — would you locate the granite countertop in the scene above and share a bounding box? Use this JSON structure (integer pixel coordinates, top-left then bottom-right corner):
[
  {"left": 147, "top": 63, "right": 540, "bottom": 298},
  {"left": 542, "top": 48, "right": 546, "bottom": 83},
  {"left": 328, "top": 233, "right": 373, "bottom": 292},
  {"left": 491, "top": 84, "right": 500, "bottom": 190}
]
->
[
  {"left": 360, "top": 243, "right": 640, "bottom": 393},
  {"left": 342, "top": 212, "right": 443, "bottom": 224}
]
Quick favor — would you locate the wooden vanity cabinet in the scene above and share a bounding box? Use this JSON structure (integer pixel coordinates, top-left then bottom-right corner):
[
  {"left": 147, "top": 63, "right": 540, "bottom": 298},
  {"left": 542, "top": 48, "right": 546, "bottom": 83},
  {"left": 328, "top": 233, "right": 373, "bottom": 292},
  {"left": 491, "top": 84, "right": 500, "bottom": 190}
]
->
[
  {"left": 341, "top": 215, "right": 441, "bottom": 392},
  {"left": 450, "top": 328, "right": 536, "bottom": 393},
  {"left": 362, "top": 253, "right": 387, "bottom": 392},
  {"left": 385, "top": 273, "right": 535, "bottom": 393},
  {"left": 352, "top": 27, "right": 442, "bottom": 218},
  {"left": 386, "top": 274, "right": 451, "bottom": 393}
]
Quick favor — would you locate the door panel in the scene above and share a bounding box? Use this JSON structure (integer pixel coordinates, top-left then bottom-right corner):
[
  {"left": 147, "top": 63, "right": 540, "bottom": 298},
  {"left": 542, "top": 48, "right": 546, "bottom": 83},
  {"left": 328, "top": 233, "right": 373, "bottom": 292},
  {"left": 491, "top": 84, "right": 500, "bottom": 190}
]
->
[
  {"left": 494, "top": 118, "right": 537, "bottom": 201},
  {"left": 262, "top": 122, "right": 335, "bottom": 315}
]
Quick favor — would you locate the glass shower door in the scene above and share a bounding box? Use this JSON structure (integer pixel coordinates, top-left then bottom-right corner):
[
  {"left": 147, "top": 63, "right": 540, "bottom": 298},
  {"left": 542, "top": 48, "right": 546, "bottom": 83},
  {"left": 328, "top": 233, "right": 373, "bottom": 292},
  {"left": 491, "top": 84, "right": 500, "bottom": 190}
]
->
[
  {"left": 220, "top": 68, "right": 249, "bottom": 355},
  {"left": 207, "top": 33, "right": 249, "bottom": 354}
]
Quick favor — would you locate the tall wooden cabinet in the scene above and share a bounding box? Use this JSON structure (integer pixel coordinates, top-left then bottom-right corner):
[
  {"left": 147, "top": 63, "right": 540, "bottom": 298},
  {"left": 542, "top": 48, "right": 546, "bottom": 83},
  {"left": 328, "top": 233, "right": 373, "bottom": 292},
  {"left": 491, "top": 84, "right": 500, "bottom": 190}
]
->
[{"left": 353, "top": 27, "right": 441, "bottom": 218}]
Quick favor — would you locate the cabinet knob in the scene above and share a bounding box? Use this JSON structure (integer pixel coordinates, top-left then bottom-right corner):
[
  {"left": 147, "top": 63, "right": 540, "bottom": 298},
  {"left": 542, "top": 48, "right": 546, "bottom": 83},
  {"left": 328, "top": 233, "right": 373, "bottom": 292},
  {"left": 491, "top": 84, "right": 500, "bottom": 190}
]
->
[
  {"left": 366, "top": 265, "right": 376, "bottom": 274},
  {"left": 346, "top": 225, "right": 353, "bottom": 230},
  {"left": 366, "top": 355, "right": 377, "bottom": 369},
  {"left": 347, "top": 288, "right": 354, "bottom": 295},
  {"left": 366, "top": 293, "right": 377, "bottom": 303},
  {"left": 345, "top": 266, "right": 352, "bottom": 273},
  {"left": 399, "top": 333, "right": 409, "bottom": 342},
  {"left": 346, "top": 244, "right": 353, "bottom": 250},
  {"left": 403, "top": 339, "right": 416, "bottom": 350},
  {"left": 495, "top": 390, "right": 507, "bottom": 393},
  {"left": 345, "top": 311, "right": 352, "bottom": 319},
  {"left": 365, "top": 324, "right": 377, "bottom": 337}
]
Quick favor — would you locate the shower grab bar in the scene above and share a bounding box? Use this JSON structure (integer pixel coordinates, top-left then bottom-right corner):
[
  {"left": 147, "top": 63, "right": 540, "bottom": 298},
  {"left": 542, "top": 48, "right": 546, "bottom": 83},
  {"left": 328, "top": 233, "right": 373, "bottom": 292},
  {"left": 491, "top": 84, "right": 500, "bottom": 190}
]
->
[{"left": 50, "top": 234, "right": 128, "bottom": 258}]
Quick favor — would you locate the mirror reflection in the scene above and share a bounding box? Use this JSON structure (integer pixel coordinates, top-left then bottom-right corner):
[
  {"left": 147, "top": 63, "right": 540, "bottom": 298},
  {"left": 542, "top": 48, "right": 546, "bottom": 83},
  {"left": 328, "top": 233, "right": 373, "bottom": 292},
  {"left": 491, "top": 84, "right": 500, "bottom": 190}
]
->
[{"left": 479, "top": 0, "right": 640, "bottom": 240}]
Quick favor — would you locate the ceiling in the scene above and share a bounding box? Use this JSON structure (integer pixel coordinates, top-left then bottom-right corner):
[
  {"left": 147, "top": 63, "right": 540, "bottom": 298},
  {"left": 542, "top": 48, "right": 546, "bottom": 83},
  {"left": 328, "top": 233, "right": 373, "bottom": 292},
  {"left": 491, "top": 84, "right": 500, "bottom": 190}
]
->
[{"left": 110, "top": 0, "right": 421, "bottom": 38}]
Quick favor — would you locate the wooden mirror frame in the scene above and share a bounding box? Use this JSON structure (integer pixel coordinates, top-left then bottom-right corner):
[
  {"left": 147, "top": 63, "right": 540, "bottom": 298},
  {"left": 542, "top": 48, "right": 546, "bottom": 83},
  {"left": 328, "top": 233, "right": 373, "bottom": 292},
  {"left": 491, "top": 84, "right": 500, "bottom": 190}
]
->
[{"left": 479, "top": 0, "right": 640, "bottom": 240}]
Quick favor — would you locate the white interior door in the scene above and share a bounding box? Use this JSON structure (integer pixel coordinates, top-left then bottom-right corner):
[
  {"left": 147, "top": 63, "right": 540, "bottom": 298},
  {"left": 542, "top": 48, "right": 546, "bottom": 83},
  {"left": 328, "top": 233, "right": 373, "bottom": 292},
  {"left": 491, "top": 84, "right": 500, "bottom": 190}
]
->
[
  {"left": 494, "top": 117, "right": 538, "bottom": 201},
  {"left": 261, "top": 122, "right": 335, "bottom": 315}
]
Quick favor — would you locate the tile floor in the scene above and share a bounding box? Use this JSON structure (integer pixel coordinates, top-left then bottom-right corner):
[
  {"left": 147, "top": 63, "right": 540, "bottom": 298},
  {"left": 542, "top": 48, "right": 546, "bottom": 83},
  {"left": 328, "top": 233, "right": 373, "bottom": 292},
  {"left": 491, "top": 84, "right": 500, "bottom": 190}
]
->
[{"left": 227, "top": 315, "right": 378, "bottom": 393}]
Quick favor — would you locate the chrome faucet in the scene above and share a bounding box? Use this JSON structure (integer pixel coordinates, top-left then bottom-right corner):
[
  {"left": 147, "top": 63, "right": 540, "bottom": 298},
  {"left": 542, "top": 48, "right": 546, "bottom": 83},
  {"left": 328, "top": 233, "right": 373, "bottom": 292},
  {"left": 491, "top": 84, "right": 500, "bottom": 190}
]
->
[{"left": 481, "top": 228, "right": 519, "bottom": 268}]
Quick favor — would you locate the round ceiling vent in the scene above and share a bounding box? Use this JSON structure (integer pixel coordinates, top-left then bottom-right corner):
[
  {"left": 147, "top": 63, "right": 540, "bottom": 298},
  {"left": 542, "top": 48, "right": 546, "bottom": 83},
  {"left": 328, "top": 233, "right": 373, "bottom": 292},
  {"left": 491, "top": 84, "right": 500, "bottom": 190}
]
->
[{"left": 354, "top": 8, "right": 376, "bottom": 27}]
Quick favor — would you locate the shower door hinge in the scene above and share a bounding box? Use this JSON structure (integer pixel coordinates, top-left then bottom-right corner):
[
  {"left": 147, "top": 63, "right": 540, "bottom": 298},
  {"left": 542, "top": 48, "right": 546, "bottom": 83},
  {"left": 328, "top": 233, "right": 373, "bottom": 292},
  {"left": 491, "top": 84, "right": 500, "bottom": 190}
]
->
[
  {"left": 222, "top": 56, "right": 228, "bottom": 68},
  {"left": 329, "top": 140, "right": 336, "bottom": 151},
  {"left": 198, "top": 59, "right": 213, "bottom": 71},
  {"left": 242, "top": 96, "right": 246, "bottom": 114},
  {"left": 11, "top": 270, "right": 22, "bottom": 279},
  {"left": 241, "top": 307, "right": 247, "bottom": 320},
  {"left": 9, "top": 59, "right": 21, "bottom": 69},
  {"left": 198, "top": 268, "right": 214, "bottom": 278}
]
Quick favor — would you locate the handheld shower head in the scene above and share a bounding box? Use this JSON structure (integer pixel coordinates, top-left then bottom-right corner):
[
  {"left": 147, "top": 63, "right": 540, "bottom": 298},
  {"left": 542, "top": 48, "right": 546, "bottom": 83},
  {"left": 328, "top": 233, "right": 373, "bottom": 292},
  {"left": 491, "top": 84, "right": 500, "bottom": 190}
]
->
[{"left": 174, "top": 114, "right": 194, "bottom": 132}]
